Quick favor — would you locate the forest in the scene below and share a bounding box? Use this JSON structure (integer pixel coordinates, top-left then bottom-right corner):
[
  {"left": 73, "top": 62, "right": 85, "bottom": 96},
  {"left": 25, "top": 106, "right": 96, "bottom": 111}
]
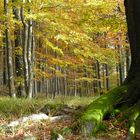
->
[{"left": 0, "top": 0, "right": 140, "bottom": 140}]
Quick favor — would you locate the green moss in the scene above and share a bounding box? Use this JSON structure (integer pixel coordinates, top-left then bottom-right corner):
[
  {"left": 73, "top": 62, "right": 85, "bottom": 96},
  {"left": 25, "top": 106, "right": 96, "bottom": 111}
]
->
[
  {"left": 80, "top": 86, "right": 127, "bottom": 134},
  {"left": 130, "top": 125, "right": 135, "bottom": 135},
  {"left": 128, "top": 102, "right": 140, "bottom": 140}
]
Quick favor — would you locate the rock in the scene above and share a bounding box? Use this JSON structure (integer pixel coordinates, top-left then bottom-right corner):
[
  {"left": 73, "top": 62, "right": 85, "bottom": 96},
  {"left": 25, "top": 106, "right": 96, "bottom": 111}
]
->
[
  {"left": 84, "top": 121, "right": 96, "bottom": 134},
  {"left": 6, "top": 113, "right": 70, "bottom": 130},
  {"left": 23, "top": 135, "right": 37, "bottom": 140},
  {"left": 7, "top": 113, "right": 49, "bottom": 127},
  {"left": 57, "top": 134, "right": 65, "bottom": 140}
]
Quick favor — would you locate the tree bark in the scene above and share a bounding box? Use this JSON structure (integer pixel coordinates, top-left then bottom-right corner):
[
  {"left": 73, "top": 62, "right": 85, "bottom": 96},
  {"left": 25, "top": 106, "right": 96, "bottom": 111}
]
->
[
  {"left": 20, "top": 1, "right": 29, "bottom": 96},
  {"left": 20, "top": 0, "right": 34, "bottom": 98},
  {"left": 13, "top": 0, "right": 25, "bottom": 97},
  {"left": 4, "top": 0, "right": 16, "bottom": 98},
  {"left": 123, "top": 0, "right": 140, "bottom": 104},
  {"left": 27, "top": 18, "right": 33, "bottom": 98},
  {"left": 105, "top": 64, "right": 110, "bottom": 91}
]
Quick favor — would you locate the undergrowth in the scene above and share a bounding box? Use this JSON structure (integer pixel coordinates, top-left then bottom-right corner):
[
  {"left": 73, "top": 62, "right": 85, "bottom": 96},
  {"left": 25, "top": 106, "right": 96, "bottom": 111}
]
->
[{"left": 0, "top": 96, "right": 95, "bottom": 119}]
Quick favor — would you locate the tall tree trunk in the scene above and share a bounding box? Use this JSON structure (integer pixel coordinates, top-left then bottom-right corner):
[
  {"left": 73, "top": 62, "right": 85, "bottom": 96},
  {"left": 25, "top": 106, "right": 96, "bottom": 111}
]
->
[
  {"left": 3, "top": 41, "right": 8, "bottom": 85},
  {"left": 126, "top": 47, "right": 130, "bottom": 74},
  {"left": 20, "top": 0, "right": 34, "bottom": 98},
  {"left": 118, "top": 46, "right": 125, "bottom": 85},
  {"left": 20, "top": 1, "right": 29, "bottom": 96},
  {"left": 13, "top": 0, "right": 25, "bottom": 97},
  {"left": 74, "top": 66, "right": 77, "bottom": 96},
  {"left": 27, "top": 22, "right": 33, "bottom": 98},
  {"left": 26, "top": 0, "right": 33, "bottom": 98},
  {"left": 96, "top": 60, "right": 102, "bottom": 94},
  {"left": 123, "top": 0, "right": 140, "bottom": 104},
  {"left": 4, "top": 0, "right": 16, "bottom": 97},
  {"left": 105, "top": 64, "right": 110, "bottom": 91},
  {"left": 64, "top": 67, "right": 67, "bottom": 96}
]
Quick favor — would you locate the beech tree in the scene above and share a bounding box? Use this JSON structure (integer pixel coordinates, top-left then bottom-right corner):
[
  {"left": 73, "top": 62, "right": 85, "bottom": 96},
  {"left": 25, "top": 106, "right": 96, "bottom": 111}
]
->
[
  {"left": 4, "top": 0, "right": 16, "bottom": 98},
  {"left": 13, "top": 0, "right": 25, "bottom": 97},
  {"left": 124, "top": 0, "right": 140, "bottom": 104},
  {"left": 81, "top": 0, "right": 140, "bottom": 139}
]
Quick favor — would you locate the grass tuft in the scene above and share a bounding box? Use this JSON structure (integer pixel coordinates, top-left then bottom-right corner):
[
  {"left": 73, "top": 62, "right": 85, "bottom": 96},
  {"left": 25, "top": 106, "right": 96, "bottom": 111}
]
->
[{"left": 0, "top": 96, "right": 95, "bottom": 120}]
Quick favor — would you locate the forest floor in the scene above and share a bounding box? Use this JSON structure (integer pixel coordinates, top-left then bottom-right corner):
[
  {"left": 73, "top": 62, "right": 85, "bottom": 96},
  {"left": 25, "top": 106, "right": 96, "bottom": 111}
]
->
[
  {"left": 0, "top": 116, "right": 135, "bottom": 140},
  {"left": 0, "top": 96, "right": 140, "bottom": 140}
]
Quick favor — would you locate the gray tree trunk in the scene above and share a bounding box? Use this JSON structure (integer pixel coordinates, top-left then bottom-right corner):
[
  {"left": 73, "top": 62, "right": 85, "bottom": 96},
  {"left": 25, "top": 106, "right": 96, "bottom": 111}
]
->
[
  {"left": 4, "top": 0, "right": 16, "bottom": 98},
  {"left": 21, "top": 1, "right": 29, "bottom": 96},
  {"left": 13, "top": 0, "right": 25, "bottom": 96}
]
